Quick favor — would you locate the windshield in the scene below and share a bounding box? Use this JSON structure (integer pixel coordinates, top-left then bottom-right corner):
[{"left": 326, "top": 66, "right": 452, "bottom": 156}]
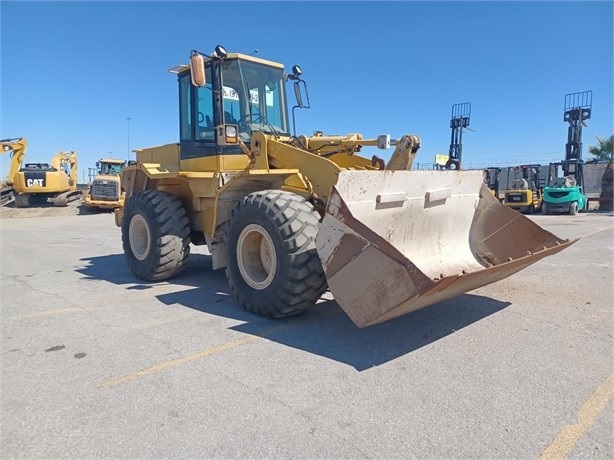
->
[
  {"left": 100, "top": 163, "right": 123, "bottom": 175},
  {"left": 220, "top": 59, "right": 289, "bottom": 140}
]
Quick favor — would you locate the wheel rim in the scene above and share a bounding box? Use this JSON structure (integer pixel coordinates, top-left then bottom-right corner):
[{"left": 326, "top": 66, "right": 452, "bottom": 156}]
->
[
  {"left": 129, "top": 214, "right": 151, "bottom": 261},
  {"left": 236, "top": 224, "right": 277, "bottom": 290}
]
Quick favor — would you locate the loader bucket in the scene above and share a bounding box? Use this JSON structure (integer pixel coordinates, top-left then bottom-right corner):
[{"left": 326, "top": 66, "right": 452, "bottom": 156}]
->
[{"left": 316, "top": 170, "right": 576, "bottom": 328}]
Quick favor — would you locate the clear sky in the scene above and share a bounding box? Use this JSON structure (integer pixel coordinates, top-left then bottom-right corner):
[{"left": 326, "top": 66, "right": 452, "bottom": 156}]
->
[{"left": 1, "top": 1, "right": 613, "bottom": 182}]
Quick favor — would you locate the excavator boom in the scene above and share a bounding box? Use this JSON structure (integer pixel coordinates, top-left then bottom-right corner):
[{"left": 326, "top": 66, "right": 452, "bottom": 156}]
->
[
  {"left": 1, "top": 137, "right": 27, "bottom": 185},
  {"left": 1, "top": 137, "right": 28, "bottom": 205}
]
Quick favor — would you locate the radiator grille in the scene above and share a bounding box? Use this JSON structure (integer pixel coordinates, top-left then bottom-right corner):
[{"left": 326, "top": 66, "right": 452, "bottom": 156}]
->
[{"left": 91, "top": 180, "right": 119, "bottom": 200}]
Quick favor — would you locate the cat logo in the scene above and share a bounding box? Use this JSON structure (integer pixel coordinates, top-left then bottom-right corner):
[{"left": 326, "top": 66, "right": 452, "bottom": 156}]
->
[{"left": 26, "top": 178, "right": 45, "bottom": 187}]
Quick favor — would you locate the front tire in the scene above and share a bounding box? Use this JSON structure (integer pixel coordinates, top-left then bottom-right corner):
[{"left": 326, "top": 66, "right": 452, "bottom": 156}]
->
[
  {"left": 225, "top": 190, "right": 327, "bottom": 319},
  {"left": 122, "top": 190, "right": 190, "bottom": 281},
  {"left": 569, "top": 201, "right": 578, "bottom": 215}
]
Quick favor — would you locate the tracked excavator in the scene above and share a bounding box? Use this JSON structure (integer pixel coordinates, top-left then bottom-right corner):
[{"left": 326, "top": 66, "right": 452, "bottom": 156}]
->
[
  {"left": 1, "top": 137, "right": 27, "bottom": 205},
  {"left": 115, "top": 45, "right": 576, "bottom": 328},
  {"left": 7, "top": 142, "right": 82, "bottom": 208}
]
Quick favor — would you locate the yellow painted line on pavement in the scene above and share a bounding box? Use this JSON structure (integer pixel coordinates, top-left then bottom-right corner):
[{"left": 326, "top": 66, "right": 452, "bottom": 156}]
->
[
  {"left": 13, "top": 306, "right": 86, "bottom": 320},
  {"left": 10, "top": 287, "right": 179, "bottom": 321},
  {"left": 580, "top": 226, "right": 613, "bottom": 239},
  {"left": 540, "top": 373, "right": 614, "bottom": 460},
  {"left": 97, "top": 324, "right": 294, "bottom": 390}
]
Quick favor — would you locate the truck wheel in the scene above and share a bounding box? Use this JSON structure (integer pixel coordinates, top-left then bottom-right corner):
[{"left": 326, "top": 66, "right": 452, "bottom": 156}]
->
[
  {"left": 122, "top": 190, "right": 190, "bottom": 281},
  {"left": 225, "top": 190, "right": 327, "bottom": 319},
  {"left": 569, "top": 201, "right": 578, "bottom": 215}
]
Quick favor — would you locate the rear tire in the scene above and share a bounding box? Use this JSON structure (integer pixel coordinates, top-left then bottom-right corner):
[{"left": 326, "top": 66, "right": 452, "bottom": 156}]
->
[
  {"left": 569, "top": 201, "right": 578, "bottom": 215},
  {"left": 122, "top": 190, "right": 190, "bottom": 281},
  {"left": 225, "top": 190, "right": 327, "bottom": 319}
]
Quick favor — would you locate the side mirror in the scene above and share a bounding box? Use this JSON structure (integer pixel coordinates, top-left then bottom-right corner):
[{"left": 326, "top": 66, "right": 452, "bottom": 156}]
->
[
  {"left": 190, "top": 53, "right": 206, "bottom": 87},
  {"left": 293, "top": 80, "right": 310, "bottom": 110},
  {"left": 294, "top": 81, "right": 304, "bottom": 108},
  {"left": 288, "top": 65, "right": 310, "bottom": 136}
]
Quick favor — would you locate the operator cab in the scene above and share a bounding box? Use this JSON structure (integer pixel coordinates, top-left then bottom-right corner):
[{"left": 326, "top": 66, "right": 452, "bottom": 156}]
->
[
  {"left": 22, "top": 163, "right": 53, "bottom": 171},
  {"left": 172, "top": 47, "right": 293, "bottom": 159},
  {"left": 548, "top": 159, "right": 584, "bottom": 190},
  {"left": 96, "top": 160, "right": 126, "bottom": 175}
]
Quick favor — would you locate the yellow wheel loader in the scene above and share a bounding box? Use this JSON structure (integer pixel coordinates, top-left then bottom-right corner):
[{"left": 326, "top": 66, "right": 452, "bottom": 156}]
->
[
  {"left": 1, "top": 137, "right": 27, "bottom": 205},
  {"left": 84, "top": 158, "right": 127, "bottom": 210},
  {"left": 115, "top": 45, "right": 576, "bottom": 328}
]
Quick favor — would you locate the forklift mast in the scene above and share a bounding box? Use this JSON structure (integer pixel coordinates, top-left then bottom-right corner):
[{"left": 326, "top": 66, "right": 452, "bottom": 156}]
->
[
  {"left": 558, "top": 90, "right": 592, "bottom": 185},
  {"left": 563, "top": 90, "right": 592, "bottom": 164},
  {"left": 446, "top": 102, "right": 471, "bottom": 170}
]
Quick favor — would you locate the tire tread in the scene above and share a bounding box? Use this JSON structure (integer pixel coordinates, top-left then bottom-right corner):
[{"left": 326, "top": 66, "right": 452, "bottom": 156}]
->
[
  {"left": 225, "top": 190, "right": 327, "bottom": 319},
  {"left": 122, "top": 190, "right": 190, "bottom": 281}
]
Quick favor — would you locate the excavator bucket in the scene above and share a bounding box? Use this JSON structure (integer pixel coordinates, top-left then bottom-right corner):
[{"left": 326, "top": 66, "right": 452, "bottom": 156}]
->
[{"left": 316, "top": 169, "right": 576, "bottom": 328}]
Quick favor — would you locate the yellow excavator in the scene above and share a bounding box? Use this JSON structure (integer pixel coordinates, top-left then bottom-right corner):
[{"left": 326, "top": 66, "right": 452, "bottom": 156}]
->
[
  {"left": 114, "top": 45, "right": 576, "bottom": 328},
  {"left": 1, "top": 137, "right": 82, "bottom": 207},
  {"left": 1, "top": 137, "right": 27, "bottom": 205}
]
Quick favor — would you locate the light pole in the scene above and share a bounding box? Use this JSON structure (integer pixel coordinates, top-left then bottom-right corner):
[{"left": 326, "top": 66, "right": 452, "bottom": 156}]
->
[{"left": 126, "top": 117, "right": 131, "bottom": 161}]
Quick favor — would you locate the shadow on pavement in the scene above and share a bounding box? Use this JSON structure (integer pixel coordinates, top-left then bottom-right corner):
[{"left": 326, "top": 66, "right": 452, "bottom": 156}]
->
[{"left": 77, "top": 252, "right": 511, "bottom": 371}]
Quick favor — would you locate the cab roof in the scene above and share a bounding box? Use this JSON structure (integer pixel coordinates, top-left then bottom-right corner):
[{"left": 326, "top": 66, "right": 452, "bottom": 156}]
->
[{"left": 169, "top": 52, "right": 284, "bottom": 75}]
